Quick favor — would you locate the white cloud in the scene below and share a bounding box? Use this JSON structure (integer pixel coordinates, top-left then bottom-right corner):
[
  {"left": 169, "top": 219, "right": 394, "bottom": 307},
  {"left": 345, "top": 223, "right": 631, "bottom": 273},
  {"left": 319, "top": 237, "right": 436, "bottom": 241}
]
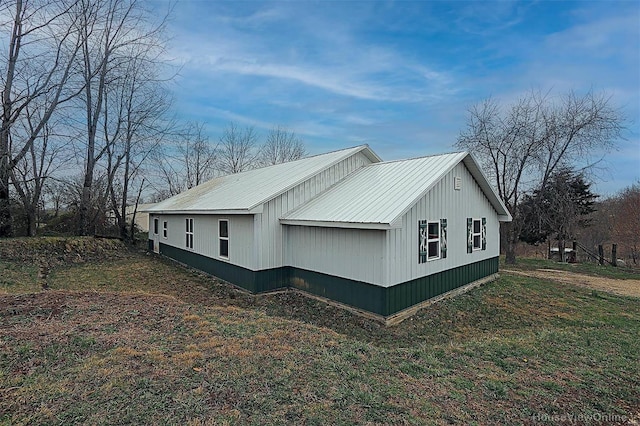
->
[
  {"left": 166, "top": 3, "right": 456, "bottom": 104},
  {"left": 545, "top": 14, "right": 639, "bottom": 57}
]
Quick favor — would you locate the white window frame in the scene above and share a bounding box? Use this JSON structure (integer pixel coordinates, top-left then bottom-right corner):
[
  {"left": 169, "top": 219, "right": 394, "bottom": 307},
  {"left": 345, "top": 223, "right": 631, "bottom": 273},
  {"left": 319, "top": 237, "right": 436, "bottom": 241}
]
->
[
  {"left": 185, "top": 218, "right": 194, "bottom": 249},
  {"left": 162, "top": 221, "right": 168, "bottom": 239},
  {"left": 218, "top": 219, "right": 229, "bottom": 260},
  {"left": 427, "top": 220, "right": 440, "bottom": 261},
  {"left": 472, "top": 218, "right": 482, "bottom": 251}
]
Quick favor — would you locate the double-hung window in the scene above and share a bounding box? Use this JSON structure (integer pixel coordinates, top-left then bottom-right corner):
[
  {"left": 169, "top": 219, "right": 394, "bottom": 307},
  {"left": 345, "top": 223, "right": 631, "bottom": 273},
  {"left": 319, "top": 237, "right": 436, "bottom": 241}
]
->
[
  {"left": 219, "top": 219, "right": 229, "bottom": 259},
  {"left": 467, "top": 217, "right": 486, "bottom": 253},
  {"left": 162, "top": 221, "right": 168, "bottom": 238},
  {"left": 427, "top": 221, "right": 440, "bottom": 260},
  {"left": 419, "top": 220, "right": 446, "bottom": 263},
  {"left": 185, "top": 218, "right": 194, "bottom": 249},
  {"left": 472, "top": 219, "right": 482, "bottom": 250}
]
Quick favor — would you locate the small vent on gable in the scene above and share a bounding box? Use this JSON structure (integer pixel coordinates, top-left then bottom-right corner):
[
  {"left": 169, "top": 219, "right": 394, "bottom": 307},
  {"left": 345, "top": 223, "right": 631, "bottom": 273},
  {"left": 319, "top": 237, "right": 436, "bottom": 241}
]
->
[{"left": 454, "top": 176, "right": 462, "bottom": 190}]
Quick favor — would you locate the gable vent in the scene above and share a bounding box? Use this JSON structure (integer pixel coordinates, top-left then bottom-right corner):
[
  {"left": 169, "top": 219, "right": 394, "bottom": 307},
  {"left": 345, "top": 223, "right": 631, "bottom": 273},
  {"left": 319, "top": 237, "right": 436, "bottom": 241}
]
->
[{"left": 454, "top": 176, "right": 462, "bottom": 190}]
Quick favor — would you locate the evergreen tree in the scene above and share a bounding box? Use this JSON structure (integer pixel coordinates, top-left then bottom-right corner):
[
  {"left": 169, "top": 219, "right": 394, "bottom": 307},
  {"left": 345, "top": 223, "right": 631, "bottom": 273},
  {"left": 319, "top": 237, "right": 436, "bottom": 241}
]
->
[{"left": 520, "top": 168, "right": 597, "bottom": 259}]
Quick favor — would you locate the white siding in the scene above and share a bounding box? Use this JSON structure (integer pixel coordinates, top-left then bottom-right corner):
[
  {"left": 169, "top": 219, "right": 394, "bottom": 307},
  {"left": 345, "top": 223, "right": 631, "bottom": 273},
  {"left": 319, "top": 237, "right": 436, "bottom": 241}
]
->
[
  {"left": 285, "top": 226, "right": 386, "bottom": 285},
  {"left": 149, "top": 213, "right": 255, "bottom": 270},
  {"left": 259, "top": 151, "right": 373, "bottom": 269},
  {"left": 386, "top": 162, "right": 500, "bottom": 286}
]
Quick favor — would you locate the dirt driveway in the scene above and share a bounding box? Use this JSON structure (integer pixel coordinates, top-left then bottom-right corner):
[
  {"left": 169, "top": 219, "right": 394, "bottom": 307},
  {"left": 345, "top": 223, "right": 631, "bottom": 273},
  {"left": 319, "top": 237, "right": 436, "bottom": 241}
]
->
[{"left": 504, "top": 268, "right": 640, "bottom": 298}]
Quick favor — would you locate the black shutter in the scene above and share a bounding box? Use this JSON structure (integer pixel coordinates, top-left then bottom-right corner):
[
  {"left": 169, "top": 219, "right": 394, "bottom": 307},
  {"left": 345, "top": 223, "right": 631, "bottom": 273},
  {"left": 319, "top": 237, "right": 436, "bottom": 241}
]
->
[
  {"left": 482, "top": 217, "right": 487, "bottom": 250},
  {"left": 467, "top": 218, "right": 473, "bottom": 253},
  {"left": 440, "top": 218, "right": 447, "bottom": 258},
  {"left": 418, "top": 220, "right": 427, "bottom": 263}
]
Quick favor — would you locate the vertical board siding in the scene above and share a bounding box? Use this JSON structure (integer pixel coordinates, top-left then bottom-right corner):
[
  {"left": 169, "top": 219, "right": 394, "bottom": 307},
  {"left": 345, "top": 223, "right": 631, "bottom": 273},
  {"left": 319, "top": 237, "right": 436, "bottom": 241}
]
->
[
  {"left": 289, "top": 267, "right": 386, "bottom": 314},
  {"left": 285, "top": 226, "right": 386, "bottom": 285},
  {"left": 384, "top": 257, "right": 499, "bottom": 315},
  {"left": 387, "top": 162, "right": 501, "bottom": 286},
  {"left": 260, "top": 151, "right": 373, "bottom": 269},
  {"left": 157, "top": 240, "right": 498, "bottom": 317},
  {"left": 149, "top": 213, "right": 256, "bottom": 270}
]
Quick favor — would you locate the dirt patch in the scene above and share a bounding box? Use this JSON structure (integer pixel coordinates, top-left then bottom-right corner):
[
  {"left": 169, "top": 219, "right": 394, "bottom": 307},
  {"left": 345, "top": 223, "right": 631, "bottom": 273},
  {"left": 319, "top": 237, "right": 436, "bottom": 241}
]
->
[{"left": 503, "top": 268, "right": 640, "bottom": 298}]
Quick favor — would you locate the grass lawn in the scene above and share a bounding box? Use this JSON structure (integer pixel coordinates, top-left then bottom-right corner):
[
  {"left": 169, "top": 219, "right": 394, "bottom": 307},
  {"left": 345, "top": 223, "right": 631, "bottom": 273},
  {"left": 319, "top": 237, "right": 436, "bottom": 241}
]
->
[{"left": 1, "top": 242, "right": 639, "bottom": 425}]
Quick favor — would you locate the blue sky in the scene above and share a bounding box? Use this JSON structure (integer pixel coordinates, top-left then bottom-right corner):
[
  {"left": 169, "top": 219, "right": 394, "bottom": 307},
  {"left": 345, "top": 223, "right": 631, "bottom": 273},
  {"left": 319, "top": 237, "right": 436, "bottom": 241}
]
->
[{"left": 157, "top": 0, "right": 639, "bottom": 196}]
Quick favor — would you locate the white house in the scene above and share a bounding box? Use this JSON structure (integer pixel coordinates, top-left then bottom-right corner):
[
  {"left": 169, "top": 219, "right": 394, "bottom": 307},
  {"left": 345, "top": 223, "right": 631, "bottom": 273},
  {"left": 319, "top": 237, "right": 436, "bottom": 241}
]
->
[{"left": 145, "top": 145, "right": 511, "bottom": 322}]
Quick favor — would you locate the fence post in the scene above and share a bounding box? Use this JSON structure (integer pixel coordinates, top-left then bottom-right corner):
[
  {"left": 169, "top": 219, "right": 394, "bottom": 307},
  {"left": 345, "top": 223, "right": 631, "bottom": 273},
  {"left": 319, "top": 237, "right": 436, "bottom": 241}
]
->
[
  {"left": 612, "top": 244, "right": 617, "bottom": 267},
  {"left": 598, "top": 245, "right": 604, "bottom": 265}
]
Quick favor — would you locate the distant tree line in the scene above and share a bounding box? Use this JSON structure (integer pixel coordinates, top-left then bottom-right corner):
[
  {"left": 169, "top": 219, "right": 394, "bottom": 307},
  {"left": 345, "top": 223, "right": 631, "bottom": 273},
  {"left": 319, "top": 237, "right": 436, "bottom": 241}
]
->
[
  {"left": 150, "top": 123, "right": 306, "bottom": 202},
  {"left": 0, "top": 0, "right": 305, "bottom": 240},
  {"left": 579, "top": 182, "right": 640, "bottom": 266}
]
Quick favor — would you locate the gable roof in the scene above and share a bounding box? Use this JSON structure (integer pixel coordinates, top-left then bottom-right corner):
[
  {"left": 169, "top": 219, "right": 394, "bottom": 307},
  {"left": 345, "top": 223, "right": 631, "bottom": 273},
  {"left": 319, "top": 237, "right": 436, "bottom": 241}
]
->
[
  {"left": 145, "top": 145, "right": 381, "bottom": 214},
  {"left": 280, "top": 151, "right": 512, "bottom": 229}
]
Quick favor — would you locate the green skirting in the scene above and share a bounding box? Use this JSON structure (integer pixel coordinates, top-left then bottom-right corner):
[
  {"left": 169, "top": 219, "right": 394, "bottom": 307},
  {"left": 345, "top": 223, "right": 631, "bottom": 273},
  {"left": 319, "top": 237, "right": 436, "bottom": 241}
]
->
[
  {"left": 158, "top": 243, "right": 288, "bottom": 293},
  {"left": 155, "top": 241, "right": 498, "bottom": 317}
]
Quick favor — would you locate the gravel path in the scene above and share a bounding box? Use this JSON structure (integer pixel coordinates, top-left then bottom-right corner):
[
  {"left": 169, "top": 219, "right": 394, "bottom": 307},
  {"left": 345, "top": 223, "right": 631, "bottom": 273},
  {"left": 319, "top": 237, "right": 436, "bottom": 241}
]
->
[{"left": 503, "top": 268, "right": 640, "bottom": 298}]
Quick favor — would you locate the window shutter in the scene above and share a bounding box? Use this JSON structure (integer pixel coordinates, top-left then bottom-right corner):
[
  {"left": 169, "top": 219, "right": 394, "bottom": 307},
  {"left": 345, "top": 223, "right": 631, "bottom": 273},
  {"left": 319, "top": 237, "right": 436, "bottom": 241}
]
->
[
  {"left": 440, "top": 218, "right": 447, "bottom": 258},
  {"left": 418, "top": 220, "right": 427, "bottom": 263},
  {"left": 467, "top": 218, "right": 473, "bottom": 253},
  {"left": 482, "top": 217, "right": 487, "bottom": 250}
]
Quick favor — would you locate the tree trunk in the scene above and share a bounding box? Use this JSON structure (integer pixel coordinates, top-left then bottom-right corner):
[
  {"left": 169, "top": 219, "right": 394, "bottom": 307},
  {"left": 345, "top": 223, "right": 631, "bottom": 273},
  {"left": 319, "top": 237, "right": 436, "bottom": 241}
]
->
[
  {"left": 26, "top": 207, "right": 36, "bottom": 237},
  {"left": 504, "top": 221, "right": 518, "bottom": 264},
  {"left": 79, "top": 184, "right": 92, "bottom": 235},
  {"left": 0, "top": 171, "right": 10, "bottom": 237},
  {"left": 598, "top": 244, "right": 604, "bottom": 265}
]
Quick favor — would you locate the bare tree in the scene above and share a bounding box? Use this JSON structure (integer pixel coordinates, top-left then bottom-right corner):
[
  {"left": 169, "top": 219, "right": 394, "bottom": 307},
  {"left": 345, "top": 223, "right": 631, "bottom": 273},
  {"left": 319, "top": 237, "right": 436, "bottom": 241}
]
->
[
  {"left": 0, "top": 0, "right": 83, "bottom": 236},
  {"left": 217, "top": 122, "right": 259, "bottom": 175},
  {"left": 152, "top": 121, "right": 217, "bottom": 198},
  {"left": 74, "top": 0, "right": 166, "bottom": 235},
  {"left": 104, "top": 44, "right": 172, "bottom": 241},
  {"left": 259, "top": 125, "right": 306, "bottom": 166},
  {"left": 611, "top": 182, "right": 640, "bottom": 265},
  {"left": 10, "top": 109, "right": 71, "bottom": 236},
  {"left": 456, "top": 90, "right": 625, "bottom": 264},
  {"left": 180, "top": 122, "right": 217, "bottom": 188},
  {"left": 43, "top": 179, "right": 67, "bottom": 217},
  {"left": 60, "top": 172, "right": 109, "bottom": 230}
]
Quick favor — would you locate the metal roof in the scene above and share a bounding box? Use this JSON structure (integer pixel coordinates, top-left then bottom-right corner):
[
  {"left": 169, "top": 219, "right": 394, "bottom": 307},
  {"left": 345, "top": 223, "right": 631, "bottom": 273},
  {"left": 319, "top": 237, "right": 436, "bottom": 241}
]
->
[
  {"left": 144, "top": 145, "right": 381, "bottom": 214},
  {"left": 280, "top": 152, "right": 512, "bottom": 229}
]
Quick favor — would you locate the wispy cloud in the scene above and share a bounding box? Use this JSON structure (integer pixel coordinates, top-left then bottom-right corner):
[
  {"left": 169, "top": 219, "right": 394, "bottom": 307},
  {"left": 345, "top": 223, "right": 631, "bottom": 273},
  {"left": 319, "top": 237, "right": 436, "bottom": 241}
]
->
[
  {"left": 159, "top": 0, "right": 639, "bottom": 194},
  {"left": 168, "top": 2, "right": 456, "bottom": 104}
]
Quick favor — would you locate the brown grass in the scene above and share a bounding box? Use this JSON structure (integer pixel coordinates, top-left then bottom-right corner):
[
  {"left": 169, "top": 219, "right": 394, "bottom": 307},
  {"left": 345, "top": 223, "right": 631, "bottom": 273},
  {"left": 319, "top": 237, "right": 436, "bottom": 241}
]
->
[{"left": 0, "top": 240, "right": 639, "bottom": 425}]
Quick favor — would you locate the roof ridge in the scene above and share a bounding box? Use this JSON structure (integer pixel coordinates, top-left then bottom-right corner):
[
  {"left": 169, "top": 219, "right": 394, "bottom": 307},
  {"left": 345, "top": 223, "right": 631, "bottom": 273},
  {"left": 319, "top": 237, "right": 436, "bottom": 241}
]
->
[
  {"left": 243, "top": 144, "right": 372, "bottom": 174},
  {"left": 363, "top": 150, "right": 467, "bottom": 166}
]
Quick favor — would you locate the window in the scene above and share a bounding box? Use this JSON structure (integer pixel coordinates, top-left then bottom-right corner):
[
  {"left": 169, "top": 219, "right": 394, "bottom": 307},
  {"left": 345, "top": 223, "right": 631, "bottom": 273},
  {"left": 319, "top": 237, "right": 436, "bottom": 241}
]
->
[
  {"left": 162, "top": 221, "right": 168, "bottom": 238},
  {"left": 153, "top": 218, "right": 159, "bottom": 235},
  {"left": 427, "top": 221, "right": 440, "bottom": 260},
  {"left": 473, "top": 219, "right": 481, "bottom": 250},
  {"left": 419, "top": 220, "right": 443, "bottom": 263},
  {"left": 185, "top": 218, "right": 193, "bottom": 249},
  {"left": 219, "top": 219, "right": 229, "bottom": 259},
  {"left": 467, "top": 217, "right": 486, "bottom": 253}
]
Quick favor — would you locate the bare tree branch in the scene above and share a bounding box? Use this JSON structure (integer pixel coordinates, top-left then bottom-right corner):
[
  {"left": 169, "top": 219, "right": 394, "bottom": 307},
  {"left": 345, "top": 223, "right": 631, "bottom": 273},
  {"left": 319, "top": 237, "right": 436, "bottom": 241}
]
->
[{"left": 456, "top": 89, "right": 625, "bottom": 264}]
